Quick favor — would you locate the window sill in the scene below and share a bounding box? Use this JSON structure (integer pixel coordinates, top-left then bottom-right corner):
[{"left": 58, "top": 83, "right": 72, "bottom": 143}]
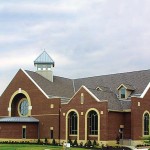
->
[
  {"left": 143, "top": 135, "right": 150, "bottom": 137},
  {"left": 88, "top": 135, "right": 98, "bottom": 137},
  {"left": 69, "top": 135, "right": 77, "bottom": 136}
]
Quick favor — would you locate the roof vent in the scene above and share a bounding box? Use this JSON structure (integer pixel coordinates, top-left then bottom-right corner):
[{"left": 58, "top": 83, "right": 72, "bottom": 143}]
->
[{"left": 96, "top": 87, "right": 102, "bottom": 91}]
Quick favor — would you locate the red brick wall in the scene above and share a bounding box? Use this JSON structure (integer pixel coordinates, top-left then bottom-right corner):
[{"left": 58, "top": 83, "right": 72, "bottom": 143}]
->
[
  {"left": 0, "top": 69, "right": 61, "bottom": 140},
  {"left": 131, "top": 90, "right": 150, "bottom": 140},
  {"left": 124, "top": 112, "right": 131, "bottom": 139},
  {"left": 35, "top": 115, "right": 60, "bottom": 139},
  {"left": 60, "top": 87, "right": 108, "bottom": 141},
  {"left": 100, "top": 108, "right": 109, "bottom": 141},
  {"left": 0, "top": 123, "right": 38, "bottom": 139},
  {"left": 61, "top": 87, "right": 131, "bottom": 142},
  {"left": 108, "top": 112, "right": 131, "bottom": 140},
  {"left": 108, "top": 112, "right": 124, "bottom": 140}
]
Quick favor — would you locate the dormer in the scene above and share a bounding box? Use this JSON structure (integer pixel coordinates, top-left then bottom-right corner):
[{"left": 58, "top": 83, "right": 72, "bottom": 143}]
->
[
  {"left": 34, "top": 51, "right": 55, "bottom": 82},
  {"left": 117, "top": 83, "right": 135, "bottom": 99}
]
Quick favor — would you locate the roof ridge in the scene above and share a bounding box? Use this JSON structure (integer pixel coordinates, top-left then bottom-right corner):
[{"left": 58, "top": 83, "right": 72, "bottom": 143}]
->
[
  {"left": 26, "top": 69, "right": 150, "bottom": 81},
  {"left": 73, "top": 69, "right": 150, "bottom": 80},
  {"left": 25, "top": 70, "right": 72, "bottom": 80},
  {"left": 89, "top": 88, "right": 114, "bottom": 94}
]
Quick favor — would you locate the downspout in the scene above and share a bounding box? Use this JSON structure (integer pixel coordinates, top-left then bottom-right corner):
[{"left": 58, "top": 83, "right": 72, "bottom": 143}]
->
[
  {"left": 59, "top": 107, "right": 61, "bottom": 144},
  {"left": 38, "top": 122, "right": 40, "bottom": 140}
]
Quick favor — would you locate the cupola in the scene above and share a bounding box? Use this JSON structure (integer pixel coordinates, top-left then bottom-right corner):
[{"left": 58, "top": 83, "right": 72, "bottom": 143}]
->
[{"left": 34, "top": 51, "right": 55, "bottom": 82}]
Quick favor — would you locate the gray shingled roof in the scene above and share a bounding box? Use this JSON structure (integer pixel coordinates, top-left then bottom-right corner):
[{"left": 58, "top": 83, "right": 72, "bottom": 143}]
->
[
  {"left": 123, "top": 84, "right": 135, "bottom": 91},
  {"left": 96, "top": 86, "right": 111, "bottom": 92},
  {"left": 25, "top": 69, "right": 150, "bottom": 111},
  {"left": 26, "top": 70, "right": 75, "bottom": 98},
  {"left": 87, "top": 88, "right": 123, "bottom": 110},
  {"left": 74, "top": 70, "right": 150, "bottom": 95},
  {"left": 118, "top": 83, "right": 135, "bottom": 91},
  {"left": 0, "top": 117, "right": 39, "bottom": 123},
  {"left": 120, "top": 100, "right": 131, "bottom": 110}
]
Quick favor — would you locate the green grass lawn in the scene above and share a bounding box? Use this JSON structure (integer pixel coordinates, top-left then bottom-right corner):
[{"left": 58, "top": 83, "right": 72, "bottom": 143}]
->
[{"left": 0, "top": 144, "right": 85, "bottom": 150}]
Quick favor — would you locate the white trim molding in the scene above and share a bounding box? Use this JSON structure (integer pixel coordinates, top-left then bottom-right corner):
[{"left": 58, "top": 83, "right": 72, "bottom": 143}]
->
[
  {"left": 21, "top": 68, "right": 49, "bottom": 99},
  {"left": 140, "top": 82, "right": 150, "bottom": 98}
]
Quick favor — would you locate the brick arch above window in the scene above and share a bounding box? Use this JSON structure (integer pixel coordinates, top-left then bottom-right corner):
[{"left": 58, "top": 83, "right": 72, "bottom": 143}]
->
[
  {"left": 8, "top": 89, "right": 32, "bottom": 117},
  {"left": 65, "top": 109, "right": 79, "bottom": 142},
  {"left": 143, "top": 111, "right": 150, "bottom": 136},
  {"left": 85, "top": 108, "right": 100, "bottom": 142}
]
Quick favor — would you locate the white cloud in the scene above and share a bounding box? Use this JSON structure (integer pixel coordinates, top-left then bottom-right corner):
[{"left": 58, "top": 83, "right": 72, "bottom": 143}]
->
[
  {"left": 0, "top": 34, "right": 26, "bottom": 44},
  {"left": 0, "top": 1, "right": 82, "bottom": 14},
  {"left": 0, "top": 50, "right": 35, "bottom": 70},
  {"left": 52, "top": 53, "right": 75, "bottom": 67},
  {"left": 0, "top": 0, "right": 150, "bottom": 94}
]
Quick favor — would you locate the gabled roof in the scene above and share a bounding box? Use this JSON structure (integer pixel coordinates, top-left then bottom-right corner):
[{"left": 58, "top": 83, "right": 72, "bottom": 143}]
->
[
  {"left": 88, "top": 88, "right": 122, "bottom": 110},
  {"left": 66, "top": 85, "right": 129, "bottom": 111},
  {"left": 74, "top": 69, "right": 150, "bottom": 96},
  {"left": 67, "top": 86, "right": 101, "bottom": 104},
  {"left": 34, "top": 51, "right": 54, "bottom": 66},
  {"left": 23, "top": 69, "right": 150, "bottom": 111},
  {"left": 117, "top": 83, "right": 135, "bottom": 91},
  {"left": 25, "top": 70, "right": 74, "bottom": 98}
]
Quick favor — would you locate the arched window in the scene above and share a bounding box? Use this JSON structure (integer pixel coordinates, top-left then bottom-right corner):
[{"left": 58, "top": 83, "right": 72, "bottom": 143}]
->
[
  {"left": 144, "top": 113, "right": 149, "bottom": 135},
  {"left": 69, "top": 112, "right": 77, "bottom": 135},
  {"left": 88, "top": 110, "right": 98, "bottom": 135}
]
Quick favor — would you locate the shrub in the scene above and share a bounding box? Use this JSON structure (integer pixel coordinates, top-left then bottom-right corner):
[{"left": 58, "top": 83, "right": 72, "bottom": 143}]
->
[
  {"left": 93, "top": 140, "right": 97, "bottom": 147},
  {"left": 37, "top": 139, "right": 40, "bottom": 144},
  {"left": 44, "top": 138, "right": 48, "bottom": 144},
  {"left": 52, "top": 139, "right": 56, "bottom": 145},
  {"left": 73, "top": 139, "right": 78, "bottom": 147},
  {"left": 68, "top": 139, "right": 73, "bottom": 146},
  {"left": 116, "top": 135, "right": 120, "bottom": 144},
  {"left": 84, "top": 142, "right": 87, "bottom": 148},
  {"left": 79, "top": 142, "right": 83, "bottom": 147},
  {"left": 141, "top": 136, "right": 150, "bottom": 145},
  {"left": 87, "top": 140, "right": 92, "bottom": 147}
]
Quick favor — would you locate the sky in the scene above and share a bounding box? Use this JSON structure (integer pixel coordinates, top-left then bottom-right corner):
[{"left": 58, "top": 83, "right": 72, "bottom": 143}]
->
[{"left": 0, "top": 0, "right": 150, "bottom": 95}]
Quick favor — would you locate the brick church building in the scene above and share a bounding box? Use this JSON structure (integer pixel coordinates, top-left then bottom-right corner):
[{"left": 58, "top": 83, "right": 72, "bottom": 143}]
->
[{"left": 0, "top": 51, "right": 150, "bottom": 146}]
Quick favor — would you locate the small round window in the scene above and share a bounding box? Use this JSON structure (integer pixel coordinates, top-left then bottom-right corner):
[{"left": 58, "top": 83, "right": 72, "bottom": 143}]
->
[{"left": 19, "top": 99, "right": 29, "bottom": 116}]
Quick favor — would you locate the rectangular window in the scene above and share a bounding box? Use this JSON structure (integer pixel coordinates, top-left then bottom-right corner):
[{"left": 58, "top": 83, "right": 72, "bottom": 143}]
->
[
  {"left": 121, "top": 88, "right": 126, "bottom": 99},
  {"left": 22, "top": 127, "right": 26, "bottom": 139},
  {"left": 81, "top": 93, "right": 84, "bottom": 104},
  {"left": 50, "top": 104, "right": 54, "bottom": 108},
  {"left": 50, "top": 130, "right": 53, "bottom": 139}
]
